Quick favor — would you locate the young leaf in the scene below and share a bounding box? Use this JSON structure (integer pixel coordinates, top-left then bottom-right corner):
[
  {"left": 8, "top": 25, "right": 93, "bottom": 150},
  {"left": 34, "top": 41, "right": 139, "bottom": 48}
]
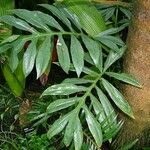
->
[
  {"left": 57, "top": 36, "right": 70, "bottom": 73},
  {"left": 71, "top": 35, "right": 84, "bottom": 76},
  {"left": 36, "top": 37, "right": 52, "bottom": 78},
  {"left": 12, "top": 9, "right": 50, "bottom": 32},
  {"left": 0, "top": 15, "right": 36, "bottom": 33},
  {"left": 74, "top": 117, "right": 83, "bottom": 150},
  {"left": 105, "top": 72, "right": 141, "bottom": 88},
  {"left": 41, "top": 83, "right": 87, "bottom": 96},
  {"left": 47, "top": 113, "right": 71, "bottom": 140},
  {"left": 23, "top": 39, "right": 37, "bottom": 77},
  {"left": 101, "top": 78, "right": 134, "bottom": 118},
  {"left": 46, "top": 97, "right": 79, "bottom": 114},
  {"left": 84, "top": 106, "right": 102, "bottom": 147},
  {"left": 103, "top": 45, "right": 126, "bottom": 72}
]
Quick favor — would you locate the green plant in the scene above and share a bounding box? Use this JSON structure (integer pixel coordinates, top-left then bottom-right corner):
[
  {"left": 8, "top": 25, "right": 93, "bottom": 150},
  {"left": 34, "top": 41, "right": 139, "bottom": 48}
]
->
[
  {"left": 0, "top": 130, "right": 57, "bottom": 150},
  {"left": 0, "top": 85, "right": 19, "bottom": 131},
  {"left": 0, "top": 131, "right": 19, "bottom": 150},
  {"left": 0, "top": 0, "right": 140, "bottom": 149},
  {"left": 18, "top": 131, "right": 56, "bottom": 150},
  {"left": 0, "top": 0, "right": 26, "bottom": 97},
  {"left": 120, "top": 139, "right": 138, "bottom": 150}
]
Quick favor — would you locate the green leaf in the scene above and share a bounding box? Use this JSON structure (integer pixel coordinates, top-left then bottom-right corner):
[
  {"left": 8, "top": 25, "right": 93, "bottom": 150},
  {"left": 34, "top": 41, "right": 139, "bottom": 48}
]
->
[
  {"left": 0, "top": 44, "right": 11, "bottom": 53},
  {"left": 64, "top": 113, "right": 77, "bottom": 146},
  {"left": 35, "top": 11, "right": 63, "bottom": 31},
  {"left": 82, "top": 35, "right": 101, "bottom": 68},
  {"left": 105, "top": 72, "right": 141, "bottom": 88},
  {"left": 91, "top": 91, "right": 119, "bottom": 141},
  {"left": 103, "top": 46, "right": 126, "bottom": 72},
  {"left": 57, "top": 35, "right": 70, "bottom": 73},
  {"left": 97, "top": 45, "right": 103, "bottom": 73},
  {"left": 84, "top": 51, "right": 103, "bottom": 73},
  {"left": 101, "top": 78, "right": 134, "bottom": 118},
  {"left": 83, "top": 67, "right": 100, "bottom": 76},
  {"left": 103, "top": 121, "right": 123, "bottom": 141},
  {"left": 95, "top": 27, "right": 122, "bottom": 37},
  {"left": 47, "top": 113, "right": 71, "bottom": 140},
  {"left": 84, "top": 52, "right": 94, "bottom": 65},
  {"left": 1, "top": 35, "right": 20, "bottom": 44},
  {"left": 84, "top": 106, "right": 102, "bottom": 147},
  {"left": 95, "top": 87, "right": 116, "bottom": 121},
  {"left": 97, "top": 35, "right": 124, "bottom": 52},
  {"left": 120, "top": 7, "right": 132, "bottom": 20},
  {"left": 0, "top": 15, "right": 36, "bottom": 33},
  {"left": 33, "top": 115, "right": 49, "bottom": 127},
  {"left": 36, "top": 37, "right": 52, "bottom": 78},
  {"left": 90, "top": 94, "right": 105, "bottom": 122},
  {"left": 63, "top": 0, "right": 106, "bottom": 36},
  {"left": 71, "top": 35, "right": 84, "bottom": 76},
  {"left": 9, "top": 39, "right": 26, "bottom": 72},
  {"left": 106, "top": 36, "right": 124, "bottom": 46},
  {"left": 39, "top": 4, "right": 72, "bottom": 30},
  {"left": 59, "top": 7, "right": 81, "bottom": 31},
  {"left": 120, "top": 139, "right": 138, "bottom": 150},
  {"left": 97, "top": 36, "right": 119, "bottom": 52},
  {"left": 41, "top": 83, "right": 86, "bottom": 96},
  {"left": 30, "top": 113, "right": 46, "bottom": 122},
  {"left": 63, "top": 78, "right": 93, "bottom": 84},
  {"left": 23, "top": 39, "right": 37, "bottom": 77},
  {"left": 46, "top": 97, "right": 79, "bottom": 114},
  {"left": 102, "top": 7, "right": 115, "bottom": 21},
  {"left": 55, "top": 63, "right": 99, "bottom": 76},
  {"left": 12, "top": 9, "right": 50, "bottom": 32},
  {"left": 74, "top": 117, "right": 83, "bottom": 150},
  {"left": 9, "top": 51, "right": 18, "bottom": 72}
]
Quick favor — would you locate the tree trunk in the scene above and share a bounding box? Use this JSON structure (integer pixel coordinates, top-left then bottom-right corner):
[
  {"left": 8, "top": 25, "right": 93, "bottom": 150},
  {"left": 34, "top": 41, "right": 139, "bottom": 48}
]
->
[{"left": 112, "top": 1, "right": 150, "bottom": 149}]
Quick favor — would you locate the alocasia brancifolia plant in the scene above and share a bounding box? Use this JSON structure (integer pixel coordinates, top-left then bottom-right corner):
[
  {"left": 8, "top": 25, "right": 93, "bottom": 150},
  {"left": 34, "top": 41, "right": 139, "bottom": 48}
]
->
[{"left": 0, "top": 0, "right": 141, "bottom": 149}]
